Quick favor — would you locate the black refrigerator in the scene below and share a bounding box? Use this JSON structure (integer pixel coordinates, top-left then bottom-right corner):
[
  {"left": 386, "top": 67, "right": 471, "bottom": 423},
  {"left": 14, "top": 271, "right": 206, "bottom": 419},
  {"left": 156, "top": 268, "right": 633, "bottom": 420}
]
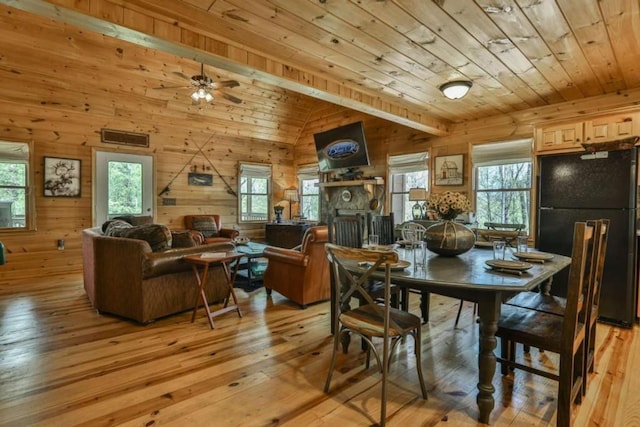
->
[{"left": 538, "top": 148, "right": 638, "bottom": 327}]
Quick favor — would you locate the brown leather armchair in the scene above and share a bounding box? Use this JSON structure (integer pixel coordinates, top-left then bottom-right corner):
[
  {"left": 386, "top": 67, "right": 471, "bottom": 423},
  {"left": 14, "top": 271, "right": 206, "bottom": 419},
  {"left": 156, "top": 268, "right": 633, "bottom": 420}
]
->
[
  {"left": 184, "top": 215, "right": 239, "bottom": 244},
  {"left": 263, "top": 225, "right": 330, "bottom": 308}
]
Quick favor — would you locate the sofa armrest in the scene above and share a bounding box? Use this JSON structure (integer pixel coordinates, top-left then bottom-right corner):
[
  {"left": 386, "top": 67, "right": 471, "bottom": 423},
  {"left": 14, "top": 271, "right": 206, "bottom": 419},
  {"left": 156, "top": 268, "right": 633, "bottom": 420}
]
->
[
  {"left": 218, "top": 228, "right": 239, "bottom": 239},
  {"left": 263, "top": 246, "right": 308, "bottom": 267}
]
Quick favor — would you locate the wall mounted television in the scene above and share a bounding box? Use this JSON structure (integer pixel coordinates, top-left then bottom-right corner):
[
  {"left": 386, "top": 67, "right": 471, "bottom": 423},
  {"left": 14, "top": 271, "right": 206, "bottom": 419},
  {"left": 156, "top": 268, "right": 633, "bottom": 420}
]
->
[{"left": 313, "top": 121, "right": 370, "bottom": 172}]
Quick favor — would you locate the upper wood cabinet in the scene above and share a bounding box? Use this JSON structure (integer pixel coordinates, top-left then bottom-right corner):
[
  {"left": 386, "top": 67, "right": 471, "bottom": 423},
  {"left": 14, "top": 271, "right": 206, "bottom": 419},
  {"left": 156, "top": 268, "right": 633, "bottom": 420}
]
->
[
  {"left": 584, "top": 113, "right": 639, "bottom": 144},
  {"left": 536, "top": 112, "right": 640, "bottom": 153},
  {"left": 535, "top": 122, "right": 584, "bottom": 152}
]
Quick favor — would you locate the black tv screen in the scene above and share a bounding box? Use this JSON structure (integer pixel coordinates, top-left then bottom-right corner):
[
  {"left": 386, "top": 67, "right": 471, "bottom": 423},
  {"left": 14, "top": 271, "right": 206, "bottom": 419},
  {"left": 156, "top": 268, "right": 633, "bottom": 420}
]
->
[{"left": 313, "top": 121, "right": 371, "bottom": 172}]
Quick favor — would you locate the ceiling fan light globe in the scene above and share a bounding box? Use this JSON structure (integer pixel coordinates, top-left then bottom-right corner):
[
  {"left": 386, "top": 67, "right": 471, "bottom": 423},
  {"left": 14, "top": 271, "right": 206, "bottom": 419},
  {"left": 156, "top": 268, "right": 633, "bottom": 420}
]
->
[
  {"left": 205, "top": 93, "right": 214, "bottom": 102},
  {"left": 190, "top": 91, "right": 199, "bottom": 102},
  {"left": 197, "top": 88, "right": 207, "bottom": 98},
  {"left": 439, "top": 80, "right": 473, "bottom": 99}
]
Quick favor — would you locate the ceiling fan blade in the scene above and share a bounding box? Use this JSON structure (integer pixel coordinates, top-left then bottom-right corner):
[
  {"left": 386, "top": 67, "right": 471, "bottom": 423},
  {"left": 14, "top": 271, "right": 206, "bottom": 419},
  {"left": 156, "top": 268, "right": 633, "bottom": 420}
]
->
[
  {"left": 219, "top": 92, "right": 243, "bottom": 104},
  {"left": 153, "top": 84, "right": 191, "bottom": 90},
  {"left": 172, "top": 71, "right": 192, "bottom": 81},
  {"left": 214, "top": 80, "right": 240, "bottom": 89}
]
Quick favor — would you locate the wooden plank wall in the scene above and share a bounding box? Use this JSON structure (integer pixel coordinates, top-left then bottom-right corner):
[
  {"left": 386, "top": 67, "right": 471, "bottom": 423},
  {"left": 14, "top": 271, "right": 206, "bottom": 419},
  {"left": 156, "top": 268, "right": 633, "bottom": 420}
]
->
[
  {"left": 0, "top": 6, "right": 302, "bottom": 280},
  {"left": 2, "top": 4, "right": 640, "bottom": 281}
]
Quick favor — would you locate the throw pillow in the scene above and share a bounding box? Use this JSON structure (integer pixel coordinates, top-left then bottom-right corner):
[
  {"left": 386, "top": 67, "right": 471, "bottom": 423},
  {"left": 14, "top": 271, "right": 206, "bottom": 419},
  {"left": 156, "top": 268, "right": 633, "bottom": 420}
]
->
[
  {"left": 191, "top": 216, "right": 219, "bottom": 238},
  {"left": 171, "top": 230, "right": 196, "bottom": 248},
  {"left": 102, "top": 219, "right": 133, "bottom": 235},
  {"left": 117, "top": 224, "right": 173, "bottom": 252}
]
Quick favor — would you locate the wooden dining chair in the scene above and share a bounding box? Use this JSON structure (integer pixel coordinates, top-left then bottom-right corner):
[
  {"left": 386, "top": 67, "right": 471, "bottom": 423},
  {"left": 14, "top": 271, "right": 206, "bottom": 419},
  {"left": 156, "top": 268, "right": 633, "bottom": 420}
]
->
[
  {"left": 496, "top": 221, "right": 595, "bottom": 427},
  {"left": 367, "top": 212, "right": 395, "bottom": 245},
  {"left": 328, "top": 214, "right": 401, "bottom": 346},
  {"left": 503, "top": 219, "right": 609, "bottom": 395},
  {"left": 583, "top": 219, "right": 609, "bottom": 394},
  {"left": 324, "top": 243, "right": 427, "bottom": 427},
  {"left": 400, "top": 222, "right": 430, "bottom": 322}
]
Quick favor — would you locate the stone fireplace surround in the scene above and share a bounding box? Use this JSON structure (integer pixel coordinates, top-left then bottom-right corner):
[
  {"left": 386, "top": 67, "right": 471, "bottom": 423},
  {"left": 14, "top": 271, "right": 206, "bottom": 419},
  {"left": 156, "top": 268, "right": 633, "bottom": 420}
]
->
[{"left": 319, "top": 178, "right": 385, "bottom": 227}]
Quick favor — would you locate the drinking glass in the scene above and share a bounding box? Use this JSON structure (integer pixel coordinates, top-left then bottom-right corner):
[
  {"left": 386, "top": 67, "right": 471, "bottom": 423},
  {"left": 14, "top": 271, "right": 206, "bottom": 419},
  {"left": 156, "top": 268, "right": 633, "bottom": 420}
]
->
[
  {"left": 413, "top": 240, "right": 426, "bottom": 271},
  {"left": 369, "top": 234, "right": 379, "bottom": 247},
  {"left": 492, "top": 240, "right": 506, "bottom": 260},
  {"left": 517, "top": 236, "right": 528, "bottom": 253}
]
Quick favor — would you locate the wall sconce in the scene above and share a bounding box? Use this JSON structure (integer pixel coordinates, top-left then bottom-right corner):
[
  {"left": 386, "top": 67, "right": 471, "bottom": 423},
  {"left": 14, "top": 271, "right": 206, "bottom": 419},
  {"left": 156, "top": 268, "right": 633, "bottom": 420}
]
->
[
  {"left": 408, "top": 188, "right": 428, "bottom": 220},
  {"left": 439, "top": 80, "right": 473, "bottom": 100},
  {"left": 283, "top": 188, "right": 299, "bottom": 220}
]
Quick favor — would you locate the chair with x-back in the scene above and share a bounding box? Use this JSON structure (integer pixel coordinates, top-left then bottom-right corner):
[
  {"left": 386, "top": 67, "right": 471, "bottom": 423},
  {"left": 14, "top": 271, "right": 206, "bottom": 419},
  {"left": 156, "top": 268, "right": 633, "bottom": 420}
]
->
[
  {"left": 328, "top": 214, "right": 401, "bottom": 347},
  {"left": 496, "top": 221, "right": 596, "bottom": 427},
  {"left": 324, "top": 243, "right": 427, "bottom": 427}
]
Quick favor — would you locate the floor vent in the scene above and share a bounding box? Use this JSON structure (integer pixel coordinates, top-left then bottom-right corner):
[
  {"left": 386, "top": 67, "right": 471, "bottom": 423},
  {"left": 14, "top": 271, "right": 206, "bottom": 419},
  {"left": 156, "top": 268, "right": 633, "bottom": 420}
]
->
[{"left": 100, "top": 128, "right": 149, "bottom": 148}]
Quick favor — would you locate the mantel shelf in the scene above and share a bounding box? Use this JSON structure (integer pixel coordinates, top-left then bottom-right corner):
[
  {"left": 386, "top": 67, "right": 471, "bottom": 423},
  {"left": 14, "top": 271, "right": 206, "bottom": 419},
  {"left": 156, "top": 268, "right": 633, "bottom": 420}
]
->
[
  {"left": 318, "top": 178, "right": 384, "bottom": 189},
  {"left": 318, "top": 178, "right": 384, "bottom": 202}
]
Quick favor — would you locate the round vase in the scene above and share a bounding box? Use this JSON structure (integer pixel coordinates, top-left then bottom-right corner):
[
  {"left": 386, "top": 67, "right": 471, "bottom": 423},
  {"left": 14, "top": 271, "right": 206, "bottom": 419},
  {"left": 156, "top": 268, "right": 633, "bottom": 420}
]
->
[{"left": 425, "top": 220, "right": 475, "bottom": 256}]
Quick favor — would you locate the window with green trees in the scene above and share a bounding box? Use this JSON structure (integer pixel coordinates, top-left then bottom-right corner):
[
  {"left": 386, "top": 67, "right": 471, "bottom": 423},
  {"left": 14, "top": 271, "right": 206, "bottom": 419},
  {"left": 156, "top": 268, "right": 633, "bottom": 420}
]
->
[
  {"left": 0, "top": 140, "right": 33, "bottom": 230},
  {"left": 108, "top": 160, "right": 143, "bottom": 216},
  {"left": 388, "top": 152, "right": 429, "bottom": 224},
  {"left": 298, "top": 165, "right": 319, "bottom": 221},
  {"left": 475, "top": 162, "right": 531, "bottom": 231},
  {"left": 239, "top": 163, "right": 271, "bottom": 222},
  {"left": 472, "top": 139, "right": 532, "bottom": 232}
]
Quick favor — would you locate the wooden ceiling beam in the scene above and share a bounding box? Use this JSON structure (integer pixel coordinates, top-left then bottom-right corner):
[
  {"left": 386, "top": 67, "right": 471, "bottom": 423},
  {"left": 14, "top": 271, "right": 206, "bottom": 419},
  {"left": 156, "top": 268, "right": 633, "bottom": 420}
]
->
[{"left": 2, "top": 0, "right": 450, "bottom": 136}]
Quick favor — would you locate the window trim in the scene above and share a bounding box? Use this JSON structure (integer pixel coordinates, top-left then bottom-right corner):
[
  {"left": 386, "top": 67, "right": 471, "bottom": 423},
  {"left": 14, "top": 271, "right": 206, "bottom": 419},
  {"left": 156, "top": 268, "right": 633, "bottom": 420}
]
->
[
  {"left": 238, "top": 162, "right": 271, "bottom": 223},
  {"left": 0, "top": 139, "right": 35, "bottom": 232}
]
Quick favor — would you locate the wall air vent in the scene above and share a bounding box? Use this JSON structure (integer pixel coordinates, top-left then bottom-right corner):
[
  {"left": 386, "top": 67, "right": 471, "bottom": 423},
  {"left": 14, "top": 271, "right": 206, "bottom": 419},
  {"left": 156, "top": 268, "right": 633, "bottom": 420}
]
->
[{"left": 100, "top": 128, "right": 149, "bottom": 148}]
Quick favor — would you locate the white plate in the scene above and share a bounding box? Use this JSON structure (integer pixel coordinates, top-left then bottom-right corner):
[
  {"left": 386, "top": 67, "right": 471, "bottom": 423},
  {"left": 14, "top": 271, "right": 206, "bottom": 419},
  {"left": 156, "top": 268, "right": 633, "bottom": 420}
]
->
[
  {"left": 513, "top": 251, "right": 554, "bottom": 261},
  {"left": 485, "top": 259, "right": 533, "bottom": 271}
]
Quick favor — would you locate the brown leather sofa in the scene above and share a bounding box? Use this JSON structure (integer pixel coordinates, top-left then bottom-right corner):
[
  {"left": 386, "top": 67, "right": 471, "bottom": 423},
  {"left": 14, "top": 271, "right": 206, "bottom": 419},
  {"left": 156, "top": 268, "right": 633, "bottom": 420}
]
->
[
  {"left": 82, "top": 226, "right": 234, "bottom": 324},
  {"left": 184, "top": 214, "right": 239, "bottom": 244},
  {"left": 262, "top": 225, "right": 330, "bottom": 308}
]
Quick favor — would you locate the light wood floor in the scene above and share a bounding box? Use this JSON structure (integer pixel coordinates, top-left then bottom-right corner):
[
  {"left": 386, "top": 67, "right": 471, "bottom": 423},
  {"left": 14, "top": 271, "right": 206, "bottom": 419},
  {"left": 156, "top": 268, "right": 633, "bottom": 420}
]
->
[{"left": 1, "top": 274, "right": 639, "bottom": 427}]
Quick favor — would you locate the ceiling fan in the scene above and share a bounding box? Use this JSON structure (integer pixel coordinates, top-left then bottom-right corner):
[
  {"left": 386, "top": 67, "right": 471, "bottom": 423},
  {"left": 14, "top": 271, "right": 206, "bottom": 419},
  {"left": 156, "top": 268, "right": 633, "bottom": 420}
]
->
[{"left": 154, "top": 63, "right": 242, "bottom": 105}]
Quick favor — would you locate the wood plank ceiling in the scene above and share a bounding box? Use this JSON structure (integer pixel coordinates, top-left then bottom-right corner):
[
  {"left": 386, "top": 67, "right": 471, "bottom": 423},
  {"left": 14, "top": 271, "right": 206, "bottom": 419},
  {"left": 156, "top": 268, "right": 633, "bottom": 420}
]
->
[{"left": 4, "top": 0, "right": 640, "bottom": 142}]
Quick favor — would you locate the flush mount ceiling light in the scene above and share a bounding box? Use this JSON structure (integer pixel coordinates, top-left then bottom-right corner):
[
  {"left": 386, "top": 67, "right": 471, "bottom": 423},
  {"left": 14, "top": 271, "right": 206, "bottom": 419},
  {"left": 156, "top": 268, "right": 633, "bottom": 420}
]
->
[{"left": 439, "top": 80, "right": 473, "bottom": 100}]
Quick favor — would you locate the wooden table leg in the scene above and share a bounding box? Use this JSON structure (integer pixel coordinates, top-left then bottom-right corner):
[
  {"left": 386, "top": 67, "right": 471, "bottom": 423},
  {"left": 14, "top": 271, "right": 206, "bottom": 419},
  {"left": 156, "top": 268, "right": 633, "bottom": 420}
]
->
[
  {"left": 476, "top": 292, "right": 501, "bottom": 424},
  {"left": 220, "top": 260, "right": 242, "bottom": 318},
  {"left": 190, "top": 263, "right": 215, "bottom": 329}
]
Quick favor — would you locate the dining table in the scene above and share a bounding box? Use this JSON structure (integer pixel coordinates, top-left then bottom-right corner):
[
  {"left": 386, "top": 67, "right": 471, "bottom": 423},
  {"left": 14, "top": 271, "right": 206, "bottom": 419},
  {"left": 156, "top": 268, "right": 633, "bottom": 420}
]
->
[{"left": 352, "top": 245, "right": 571, "bottom": 424}]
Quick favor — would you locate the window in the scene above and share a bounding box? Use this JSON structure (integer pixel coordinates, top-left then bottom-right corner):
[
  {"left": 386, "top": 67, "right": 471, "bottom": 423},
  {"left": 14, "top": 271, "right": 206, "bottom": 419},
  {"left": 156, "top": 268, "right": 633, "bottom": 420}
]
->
[
  {"left": 388, "top": 152, "right": 429, "bottom": 224},
  {"left": 239, "top": 163, "right": 271, "bottom": 222},
  {"left": 472, "top": 139, "right": 533, "bottom": 231},
  {"left": 0, "top": 140, "right": 33, "bottom": 230},
  {"left": 94, "top": 151, "right": 153, "bottom": 226},
  {"left": 297, "top": 164, "right": 319, "bottom": 221}
]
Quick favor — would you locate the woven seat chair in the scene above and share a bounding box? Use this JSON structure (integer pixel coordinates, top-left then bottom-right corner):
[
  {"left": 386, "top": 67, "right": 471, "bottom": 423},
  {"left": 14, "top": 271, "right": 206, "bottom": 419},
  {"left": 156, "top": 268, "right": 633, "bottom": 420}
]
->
[{"left": 324, "top": 243, "right": 427, "bottom": 427}]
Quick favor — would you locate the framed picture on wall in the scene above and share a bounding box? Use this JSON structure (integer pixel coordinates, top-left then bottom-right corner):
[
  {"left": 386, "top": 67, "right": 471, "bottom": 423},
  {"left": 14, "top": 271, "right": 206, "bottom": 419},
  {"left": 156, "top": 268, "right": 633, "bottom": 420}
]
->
[
  {"left": 434, "top": 154, "right": 463, "bottom": 186},
  {"left": 43, "top": 157, "right": 81, "bottom": 197}
]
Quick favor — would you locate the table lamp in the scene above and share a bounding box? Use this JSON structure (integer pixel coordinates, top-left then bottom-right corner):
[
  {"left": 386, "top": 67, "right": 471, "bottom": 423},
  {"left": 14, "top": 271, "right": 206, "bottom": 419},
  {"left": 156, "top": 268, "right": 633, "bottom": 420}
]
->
[
  {"left": 283, "top": 187, "right": 299, "bottom": 220},
  {"left": 408, "top": 188, "right": 428, "bottom": 220}
]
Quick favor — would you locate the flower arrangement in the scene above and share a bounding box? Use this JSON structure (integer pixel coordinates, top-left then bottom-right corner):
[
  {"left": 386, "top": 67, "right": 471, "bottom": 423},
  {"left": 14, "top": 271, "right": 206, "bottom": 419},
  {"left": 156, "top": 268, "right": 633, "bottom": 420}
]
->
[{"left": 427, "top": 191, "right": 471, "bottom": 221}]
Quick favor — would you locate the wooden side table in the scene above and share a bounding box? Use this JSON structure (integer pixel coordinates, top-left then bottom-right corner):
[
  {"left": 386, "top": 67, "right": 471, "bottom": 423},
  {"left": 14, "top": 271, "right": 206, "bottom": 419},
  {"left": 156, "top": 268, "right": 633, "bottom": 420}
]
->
[{"left": 184, "top": 252, "right": 243, "bottom": 329}]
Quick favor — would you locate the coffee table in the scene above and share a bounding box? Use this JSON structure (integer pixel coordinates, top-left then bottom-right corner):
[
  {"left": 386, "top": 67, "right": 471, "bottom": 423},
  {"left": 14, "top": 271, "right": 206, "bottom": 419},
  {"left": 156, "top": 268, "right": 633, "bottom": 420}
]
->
[{"left": 234, "top": 242, "right": 269, "bottom": 287}]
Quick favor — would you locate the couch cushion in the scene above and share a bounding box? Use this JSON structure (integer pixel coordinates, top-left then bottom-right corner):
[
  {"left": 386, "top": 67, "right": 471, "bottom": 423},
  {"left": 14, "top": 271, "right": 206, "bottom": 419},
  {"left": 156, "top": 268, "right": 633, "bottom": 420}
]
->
[
  {"left": 191, "top": 216, "right": 219, "bottom": 238},
  {"left": 113, "top": 223, "right": 173, "bottom": 252}
]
